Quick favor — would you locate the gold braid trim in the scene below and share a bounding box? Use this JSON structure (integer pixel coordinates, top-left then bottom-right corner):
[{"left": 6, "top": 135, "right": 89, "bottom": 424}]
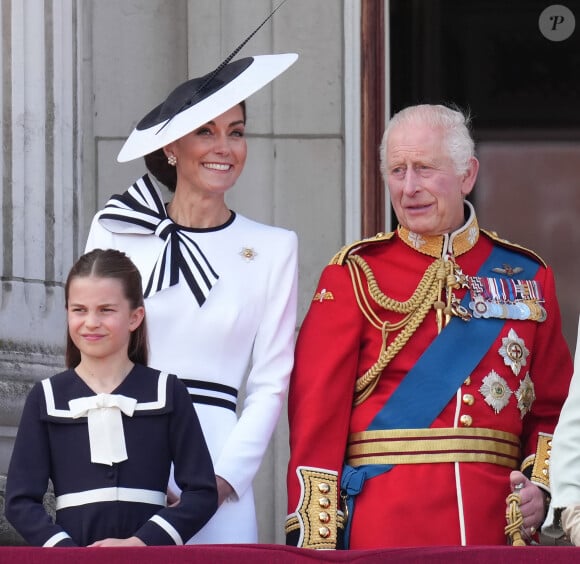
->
[
  {"left": 291, "top": 467, "right": 340, "bottom": 549},
  {"left": 520, "top": 432, "right": 552, "bottom": 490},
  {"left": 329, "top": 232, "right": 395, "bottom": 266},
  {"left": 347, "top": 254, "right": 453, "bottom": 405},
  {"left": 505, "top": 492, "right": 526, "bottom": 546}
]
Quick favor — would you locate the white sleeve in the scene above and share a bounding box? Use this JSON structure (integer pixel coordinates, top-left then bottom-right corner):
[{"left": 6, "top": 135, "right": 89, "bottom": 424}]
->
[
  {"left": 213, "top": 230, "right": 298, "bottom": 497},
  {"left": 550, "top": 314, "right": 580, "bottom": 508}
]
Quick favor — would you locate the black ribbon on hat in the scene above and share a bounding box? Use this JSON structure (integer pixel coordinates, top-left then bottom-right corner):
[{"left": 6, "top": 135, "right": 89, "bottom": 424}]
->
[
  {"left": 138, "top": 58, "right": 253, "bottom": 131},
  {"left": 155, "top": 0, "right": 290, "bottom": 134},
  {"left": 97, "top": 174, "right": 219, "bottom": 306}
]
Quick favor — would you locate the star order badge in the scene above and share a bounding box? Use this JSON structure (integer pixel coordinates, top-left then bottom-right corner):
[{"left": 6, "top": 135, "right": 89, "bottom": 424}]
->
[
  {"left": 479, "top": 370, "right": 513, "bottom": 414},
  {"left": 498, "top": 328, "right": 529, "bottom": 376},
  {"left": 516, "top": 373, "right": 536, "bottom": 418}
]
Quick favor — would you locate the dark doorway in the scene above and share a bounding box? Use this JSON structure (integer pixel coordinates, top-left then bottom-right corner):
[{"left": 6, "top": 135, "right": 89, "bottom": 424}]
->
[{"left": 388, "top": 0, "right": 580, "bottom": 349}]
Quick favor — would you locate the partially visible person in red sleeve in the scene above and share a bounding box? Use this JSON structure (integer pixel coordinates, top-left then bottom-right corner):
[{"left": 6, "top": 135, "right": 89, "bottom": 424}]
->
[{"left": 285, "top": 104, "right": 573, "bottom": 549}]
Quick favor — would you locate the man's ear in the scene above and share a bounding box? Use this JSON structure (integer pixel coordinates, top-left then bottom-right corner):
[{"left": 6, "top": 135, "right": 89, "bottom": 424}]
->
[{"left": 461, "top": 156, "right": 479, "bottom": 196}]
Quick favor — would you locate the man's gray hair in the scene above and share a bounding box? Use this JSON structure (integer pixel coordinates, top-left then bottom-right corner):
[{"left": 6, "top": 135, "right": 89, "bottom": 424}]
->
[{"left": 379, "top": 104, "right": 475, "bottom": 180}]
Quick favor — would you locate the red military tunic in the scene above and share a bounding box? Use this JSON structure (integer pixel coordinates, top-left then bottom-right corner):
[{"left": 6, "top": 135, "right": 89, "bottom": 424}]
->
[{"left": 286, "top": 206, "right": 572, "bottom": 548}]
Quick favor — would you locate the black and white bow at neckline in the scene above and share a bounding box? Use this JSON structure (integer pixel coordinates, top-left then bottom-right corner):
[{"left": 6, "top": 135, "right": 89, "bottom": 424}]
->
[{"left": 97, "top": 174, "right": 220, "bottom": 306}]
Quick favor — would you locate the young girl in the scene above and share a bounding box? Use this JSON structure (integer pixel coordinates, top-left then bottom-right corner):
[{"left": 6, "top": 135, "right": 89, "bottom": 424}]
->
[{"left": 5, "top": 249, "right": 217, "bottom": 547}]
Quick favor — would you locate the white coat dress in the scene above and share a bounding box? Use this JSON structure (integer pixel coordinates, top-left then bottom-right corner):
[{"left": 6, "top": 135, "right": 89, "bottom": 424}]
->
[{"left": 85, "top": 174, "right": 298, "bottom": 543}]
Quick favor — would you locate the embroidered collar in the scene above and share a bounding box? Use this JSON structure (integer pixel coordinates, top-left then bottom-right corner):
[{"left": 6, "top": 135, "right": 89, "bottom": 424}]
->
[
  {"left": 96, "top": 174, "right": 219, "bottom": 306},
  {"left": 397, "top": 201, "right": 480, "bottom": 258}
]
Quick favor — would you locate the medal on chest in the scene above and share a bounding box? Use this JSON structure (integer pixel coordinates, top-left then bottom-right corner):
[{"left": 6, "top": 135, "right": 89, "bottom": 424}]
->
[{"left": 467, "top": 273, "right": 546, "bottom": 322}]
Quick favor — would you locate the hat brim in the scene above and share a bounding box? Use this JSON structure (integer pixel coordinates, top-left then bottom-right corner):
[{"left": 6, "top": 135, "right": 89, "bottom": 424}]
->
[{"left": 117, "top": 53, "right": 298, "bottom": 163}]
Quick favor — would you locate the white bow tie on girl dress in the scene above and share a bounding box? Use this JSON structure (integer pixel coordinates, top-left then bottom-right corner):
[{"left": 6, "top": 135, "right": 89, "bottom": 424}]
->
[{"left": 69, "top": 393, "right": 138, "bottom": 466}]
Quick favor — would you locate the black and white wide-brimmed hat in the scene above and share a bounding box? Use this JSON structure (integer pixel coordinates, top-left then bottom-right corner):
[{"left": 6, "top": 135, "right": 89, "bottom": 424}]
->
[{"left": 117, "top": 52, "right": 298, "bottom": 163}]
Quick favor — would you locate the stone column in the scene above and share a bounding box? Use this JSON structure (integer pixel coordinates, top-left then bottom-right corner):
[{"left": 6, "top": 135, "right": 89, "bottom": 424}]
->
[{"left": 0, "top": 0, "right": 80, "bottom": 544}]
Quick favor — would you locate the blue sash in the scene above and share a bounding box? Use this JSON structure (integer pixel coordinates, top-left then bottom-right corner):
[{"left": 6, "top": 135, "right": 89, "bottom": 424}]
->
[{"left": 341, "top": 244, "right": 540, "bottom": 546}]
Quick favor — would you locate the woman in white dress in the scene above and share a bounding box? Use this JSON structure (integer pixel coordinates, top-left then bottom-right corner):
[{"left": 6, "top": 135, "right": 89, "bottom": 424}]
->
[{"left": 85, "top": 52, "right": 298, "bottom": 543}]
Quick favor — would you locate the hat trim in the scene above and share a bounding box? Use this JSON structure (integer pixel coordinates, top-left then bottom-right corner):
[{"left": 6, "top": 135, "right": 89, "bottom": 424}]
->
[{"left": 117, "top": 53, "right": 298, "bottom": 163}]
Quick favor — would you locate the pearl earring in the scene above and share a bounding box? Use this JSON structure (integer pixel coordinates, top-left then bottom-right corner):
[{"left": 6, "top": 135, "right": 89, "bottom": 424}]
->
[{"left": 167, "top": 154, "right": 177, "bottom": 166}]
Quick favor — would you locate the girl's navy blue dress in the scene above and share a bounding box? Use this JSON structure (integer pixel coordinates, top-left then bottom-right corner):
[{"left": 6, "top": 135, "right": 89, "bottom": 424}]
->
[{"left": 5, "top": 364, "right": 217, "bottom": 546}]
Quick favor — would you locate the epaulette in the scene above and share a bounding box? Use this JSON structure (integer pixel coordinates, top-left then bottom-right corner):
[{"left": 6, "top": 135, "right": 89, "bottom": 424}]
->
[
  {"left": 329, "top": 231, "right": 395, "bottom": 266},
  {"left": 480, "top": 229, "right": 546, "bottom": 268}
]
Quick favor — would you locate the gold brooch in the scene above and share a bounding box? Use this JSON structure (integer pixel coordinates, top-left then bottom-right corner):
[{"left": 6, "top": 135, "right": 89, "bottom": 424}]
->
[{"left": 239, "top": 247, "right": 257, "bottom": 262}]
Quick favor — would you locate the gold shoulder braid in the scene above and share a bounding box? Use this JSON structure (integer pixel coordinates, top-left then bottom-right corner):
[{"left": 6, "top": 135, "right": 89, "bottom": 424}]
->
[
  {"left": 347, "top": 254, "right": 465, "bottom": 405},
  {"left": 329, "top": 232, "right": 395, "bottom": 266}
]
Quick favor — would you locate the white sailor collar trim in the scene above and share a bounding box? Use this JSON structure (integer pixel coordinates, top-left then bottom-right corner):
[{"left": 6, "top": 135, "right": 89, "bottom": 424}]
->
[{"left": 41, "top": 370, "right": 170, "bottom": 420}]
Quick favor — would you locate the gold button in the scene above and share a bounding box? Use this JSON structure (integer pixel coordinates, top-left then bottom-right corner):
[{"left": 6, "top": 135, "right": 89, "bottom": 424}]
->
[
  {"left": 460, "top": 414, "right": 472, "bottom": 427},
  {"left": 462, "top": 394, "right": 475, "bottom": 406},
  {"left": 319, "top": 526, "right": 330, "bottom": 538},
  {"left": 318, "top": 483, "right": 330, "bottom": 494},
  {"left": 319, "top": 497, "right": 331, "bottom": 508},
  {"left": 464, "top": 377, "right": 471, "bottom": 386},
  {"left": 319, "top": 512, "right": 330, "bottom": 523}
]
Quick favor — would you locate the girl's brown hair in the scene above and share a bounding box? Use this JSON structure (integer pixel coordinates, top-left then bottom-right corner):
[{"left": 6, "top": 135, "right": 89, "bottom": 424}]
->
[{"left": 65, "top": 249, "right": 148, "bottom": 368}]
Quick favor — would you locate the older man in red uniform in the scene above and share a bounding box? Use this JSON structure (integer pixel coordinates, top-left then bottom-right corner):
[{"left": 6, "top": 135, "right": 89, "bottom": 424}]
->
[{"left": 285, "top": 104, "right": 572, "bottom": 549}]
